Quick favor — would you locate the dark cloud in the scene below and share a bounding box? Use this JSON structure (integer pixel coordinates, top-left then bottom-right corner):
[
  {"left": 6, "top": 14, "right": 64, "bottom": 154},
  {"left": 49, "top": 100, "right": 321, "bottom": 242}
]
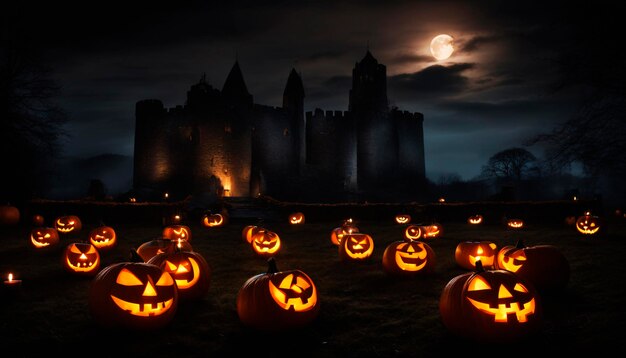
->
[{"left": 389, "top": 63, "right": 474, "bottom": 99}]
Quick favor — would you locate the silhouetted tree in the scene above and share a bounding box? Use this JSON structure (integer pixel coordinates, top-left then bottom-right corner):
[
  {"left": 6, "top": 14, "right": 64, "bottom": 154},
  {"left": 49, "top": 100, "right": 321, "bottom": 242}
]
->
[
  {"left": 481, "top": 147, "right": 539, "bottom": 181},
  {"left": 1, "top": 13, "right": 67, "bottom": 203},
  {"left": 527, "top": 3, "right": 625, "bottom": 180}
]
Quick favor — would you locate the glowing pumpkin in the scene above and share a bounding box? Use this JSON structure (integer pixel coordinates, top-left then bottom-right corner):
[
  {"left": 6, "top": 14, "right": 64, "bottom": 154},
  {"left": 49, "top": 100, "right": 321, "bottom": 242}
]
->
[
  {"left": 330, "top": 224, "right": 359, "bottom": 246},
  {"left": 394, "top": 214, "right": 411, "bottom": 224},
  {"left": 468, "top": 215, "right": 483, "bottom": 225},
  {"left": 575, "top": 212, "right": 601, "bottom": 235},
  {"left": 421, "top": 222, "right": 443, "bottom": 239},
  {"left": 88, "top": 255, "right": 179, "bottom": 330},
  {"left": 29, "top": 227, "right": 60, "bottom": 250},
  {"left": 381, "top": 238, "right": 435, "bottom": 276},
  {"left": 136, "top": 237, "right": 193, "bottom": 262},
  {"left": 62, "top": 242, "right": 101, "bottom": 276},
  {"left": 338, "top": 233, "right": 374, "bottom": 262},
  {"left": 89, "top": 225, "right": 117, "bottom": 251},
  {"left": 162, "top": 225, "right": 192, "bottom": 242},
  {"left": 496, "top": 240, "right": 570, "bottom": 293},
  {"left": 236, "top": 257, "right": 320, "bottom": 331},
  {"left": 242, "top": 225, "right": 262, "bottom": 244},
  {"left": 202, "top": 212, "right": 227, "bottom": 227},
  {"left": 251, "top": 229, "right": 281, "bottom": 257},
  {"left": 454, "top": 241, "right": 498, "bottom": 270},
  {"left": 404, "top": 225, "right": 422, "bottom": 240},
  {"left": 55, "top": 215, "right": 82, "bottom": 234},
  {"left": 289, "top": 212, "right": 305, "bottom": 225},
  {"left": 0, "top": 204, "right": 20, "bottom": 226},
  {"left": 148, "top": 248, "right": 211, "bottom": 301},
  {"left": 439, "top": 261, "right": 543, "bottom": 343},
  {"left": 506, "top": 218, "right": 524, "bottom": 229}
]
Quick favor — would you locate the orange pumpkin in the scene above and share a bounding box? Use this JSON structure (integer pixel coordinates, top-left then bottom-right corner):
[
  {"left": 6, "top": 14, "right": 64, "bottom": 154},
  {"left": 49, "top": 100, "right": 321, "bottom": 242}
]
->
[
  {"left": 89, "top": 225, "right": 117, "bottom": 251},
  {"left": 32, "top": 214, "right": 45, "bottom": 227},
  {"left": 454, "top": 241, "right": 498, "bottom": 270},
  {"left": 136, "top": 237, "right": 193, "bottom": 262},
  {"left": 575, "top": 212, "right": 602, "bottom": 235},
  {"left": 162, "top": 225, "right": 192, "bottom": 242},
  {"left": 289, "top": 212, "right": 305, "bottom": 225},
  {"left": 439, "top": 261, "right": 543, "bottom": 343},
  {"left": 338, "top": 233, "right": 374, "bottom": 262},
  {"left": 381, "top": 237, "right": 435, "bottom": 276},
  {"left": 148, "top": 248, "right": 211, "bottom": 301},
  {"left": 421, "top": 222, "right": 443, "bottom": 239},
  {"left": 202, "top": 212, "right": 228, "bottom": 227},
  {"left": 62, "top": 242, "right": 101, "bottom": 276},
  {"left": 242, "top": 225, "right": 262, "bottom": 244},
  {"left": 237, "top": 258, "right": 320, "bottom": 331},
  {"left": 29, "top": 227, "right": 60, "bottom": 250},
  {"left": 250, "top": 229, "right": 281, "bottom": 257},
  {"left": 330, "top": 224, "right": 359, "bottom": 246},
  {"left": 55, "top": 215, "right": 82, "bottom": 234},
  {"left": 0, "top": 204, "right": 20, "bottom": 226},
  {"left": 506, "top": 218, "right": 524, "bottom": 229},
  {"left": 394, "top": 214, "right": 411, "bottom": 224},
  {"left": 467, "top": 215, "right": 483, "bottom": 225},
  {"left": 404, "top": 225, "right": 422, "bottom": 240}
]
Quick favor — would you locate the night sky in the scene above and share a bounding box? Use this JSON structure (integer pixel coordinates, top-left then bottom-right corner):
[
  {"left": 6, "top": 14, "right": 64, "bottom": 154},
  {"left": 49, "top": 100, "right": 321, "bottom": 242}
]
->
[{"left": 9, "top": 0, "right": 618, "bottom": 196}]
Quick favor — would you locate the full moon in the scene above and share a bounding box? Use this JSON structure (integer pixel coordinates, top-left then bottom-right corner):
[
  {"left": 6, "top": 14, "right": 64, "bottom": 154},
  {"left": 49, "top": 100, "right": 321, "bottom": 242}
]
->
[{"left": 430, "top": 34, "right": 454, "bottom": 60}]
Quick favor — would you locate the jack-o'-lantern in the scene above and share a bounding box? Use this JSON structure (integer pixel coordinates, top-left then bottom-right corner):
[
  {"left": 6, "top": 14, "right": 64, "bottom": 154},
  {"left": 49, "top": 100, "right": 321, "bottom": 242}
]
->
[
  {"left": 381, "top": 238, "right": 435, "bottom": 275},
  {"left": 162, "top": 225, "right": 191, "bottom": 242},
  {"left": 0, "top": 204, "right": 20, "bottom": 226},
  {"left": 62, "top": 242, "right": 101, "bottom": 276},
  {"left": 55, "top": 215, "right": 82, "bottom": 234},
  {"left": 289, "top": 212, "right": 305, "bottom": 225},
  {"left": 338, "top": 233, "right": 374, "bottom": 261},
  {"left": 202, "top": 212, "right": 228, "bottom": 227},
  {"left": 575, "top": 212, "right": 601, "bottom": 235},
  {"left": 455, "top": 241, "right": 498, "bottom": 270},
  {"left": 136, "top": 237, "right": 193, "bottom": 262},
  {"left": 29, "top": 227, "right": 60, "bottom": 250},
  {"left": 242, "top": 225, "right": 262, "bottom": 244},
  {"left": 251, "top": 229, "right": 281, "bottom": 257},
  {"left": 496, "top": 240, "right": 570, "bottom": 292},
  {"left": 395, "top": 214, "right": 411, "bottom": 224},
  {"left": 236, "top": 257, "right": 320, "bottom": 331},
  {"left": 148, "top": 248, "right": 211, "bottom": 301},
  {"left": 88, "top": 254, "right": 179, "bottom": 330},
  {"left": 421, "top": 222, "right": 443, "bottom": 239},
  {"left": 330, "top": 224, "right": 359, "bottom": 246},
  {"left": 506, "top": 218, "right": 524, "bottom": 229},
  {"left": 404, "top": 225, "right": 422, "bottom": 240},
  {"left": 468, "top": 215, "right": 483, "bottom": 225},
  {"left": 439, "top": 261, "right": 543, "bottom": 343},
  {"left": 89, "top": 225, "right": 117, "bottom": 251},
  {"left": 32, "top": 214, "right": 45, "bottom": 227}
]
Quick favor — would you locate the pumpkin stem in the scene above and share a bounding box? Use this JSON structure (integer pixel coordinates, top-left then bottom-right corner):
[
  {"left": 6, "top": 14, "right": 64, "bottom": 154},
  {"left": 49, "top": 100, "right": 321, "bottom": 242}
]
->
[
  {"left": 515, "top": 239, "right": 525, "bottom": 248},
  {"left": 267, "top": 257, "right": 278, "bottom": 274},
  {"left": 475, "top": 259, "right": 485, "bottom": 272},
  {"left": 129, "top": 248, "right": 144, "bottom": 262}
]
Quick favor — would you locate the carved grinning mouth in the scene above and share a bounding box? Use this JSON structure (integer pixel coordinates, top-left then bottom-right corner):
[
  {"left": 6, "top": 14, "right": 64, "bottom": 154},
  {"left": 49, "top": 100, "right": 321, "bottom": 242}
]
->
[
  {"left": 467, "top": 298, "right": 536, "bottom": 323},
  {"left": 110, "top": 296, "right": 174, "bottom": 317}
]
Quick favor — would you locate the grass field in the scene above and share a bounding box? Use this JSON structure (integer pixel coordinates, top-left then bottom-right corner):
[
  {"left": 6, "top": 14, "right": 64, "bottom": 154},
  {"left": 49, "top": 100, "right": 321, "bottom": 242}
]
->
[{"left": 1, "top": 203, "right": 624, "bottom": 356}]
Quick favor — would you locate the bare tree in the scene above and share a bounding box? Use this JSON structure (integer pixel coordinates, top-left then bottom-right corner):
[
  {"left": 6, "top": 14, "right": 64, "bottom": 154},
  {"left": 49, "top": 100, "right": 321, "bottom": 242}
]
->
[
  {"left": 481, "top": 147, "right": 538, "bottom": 181},
  {"left": 1, "top": 14, "right": 67, "bottom": 203}
]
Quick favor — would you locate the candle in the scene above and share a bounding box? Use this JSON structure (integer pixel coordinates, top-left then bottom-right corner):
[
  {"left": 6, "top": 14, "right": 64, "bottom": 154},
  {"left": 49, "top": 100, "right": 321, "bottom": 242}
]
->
[
  {"left": 4, "top": 273, "right": 22, "bottom": 286},
  {"left": 2, "top": 273, "right": 22, "bottom": 298}
]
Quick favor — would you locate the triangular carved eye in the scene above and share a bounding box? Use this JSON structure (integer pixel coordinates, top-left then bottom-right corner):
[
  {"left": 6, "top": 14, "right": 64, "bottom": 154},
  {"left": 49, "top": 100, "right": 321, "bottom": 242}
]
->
[
  {"left": 69, "top": 244, "right": 82, "bottom": 254},
  {"left": 514, "top": 283, "right": 528, "bottom": 293},
  {"left": 117, "top": 268, "right": 143, "bottom": 286},
  {"left": 468, "top": 276, "right": 491, "bottom": 291},
  {"left": 165, "top": 260, "right": 178, "bottom": 271},
  {"left": 86, "top": 246, "right": 98, "bottom": 254},
  {"left": 156, "top": 272, "right": 174, "bottom": 286}
]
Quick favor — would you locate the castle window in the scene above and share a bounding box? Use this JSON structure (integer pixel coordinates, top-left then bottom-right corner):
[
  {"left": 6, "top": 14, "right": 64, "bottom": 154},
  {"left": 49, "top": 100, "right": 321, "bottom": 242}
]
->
[{"left": 283, "top": 128, "right": 289, "bottom": 137}]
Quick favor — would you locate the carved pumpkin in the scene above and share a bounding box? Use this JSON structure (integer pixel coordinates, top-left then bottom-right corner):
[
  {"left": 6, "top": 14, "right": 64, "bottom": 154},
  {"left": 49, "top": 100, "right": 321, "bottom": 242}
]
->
[
  {"left": 330, "top": 224, "right": 359, "bottom": 246},
  {"left": 148, "top": 248, "right": 211, "bottom": 301},
  {"left": 89, "top": 225, "right": 117, "bottom": 251},
  {"left": 338, "top": 233, "right": 374, "bottom": 262},
  {"left": 506, "top": 218, "right": 524, "bottom": 229},
  {"left": 496, "top": 240, "right": 570, "bottom": 292},
  {"left": 29, "top": 227, "right": 60, "bottom": 250},
  {"left": 89, "top": 253, "right": 179, "bottom": 330},
  {"left": 421, "top": 222, "right": 443, "bottom": 239},
  {"left": 202, "top": 212, "right": 227, "bottom": 227},
  {"left": 0, "top": 204, "right": 20, "bottom": 226},
  {"left": 55, "top": 215, "right": 82, "bottom": 234},
  {"left": 575, "top": 212, "right": 601, "bottom": 235},
  {"left": 236, "top": 258, "right": 320, "bottom": 331},
  {"left": 468, "top": 215, "right": 483, "bottom": 225},
  {"left": 62, "top": 242, "right": 101, "bottom": 276},
  {"left": 395, "top": 214, "right": 411, "bottom": 224},
  {"left": 242, "top": 225, "right": 262, "bottom": 244},
  {"left": 455, "top": 241, "right": 498, "bottom": 270},
  {"left": 136, "top": 237, "right": 193, "bottom": 262},
  {"left": 381, "top": 238, "right": 436, "bottom": 276},
  {"left": 251, "top": 229, "right": 281, "bottom": 257},
  {"left": 32, "top": 214, "right": 45, "bottom": 227},
  {"left": 289, "top": 212, "right": 305, "bottom": 225},
  {"left": 162, "top": 225, "right": 192, "bottom": 242},
  {"left": 404, "top": 225, "right": 422, "bottom": 240},
  {"left": 439, "top": 261, "right": 543, "bottom": 343}
]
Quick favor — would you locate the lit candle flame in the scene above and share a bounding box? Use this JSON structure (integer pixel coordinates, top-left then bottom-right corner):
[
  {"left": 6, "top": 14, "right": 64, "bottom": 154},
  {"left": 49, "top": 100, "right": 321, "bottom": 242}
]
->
[{"left": 8, "top": 273, "right": 13, "bottom": 282}]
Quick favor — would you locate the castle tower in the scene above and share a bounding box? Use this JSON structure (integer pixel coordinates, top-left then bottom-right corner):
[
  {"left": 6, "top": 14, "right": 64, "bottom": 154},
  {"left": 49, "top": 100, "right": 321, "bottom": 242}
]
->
[
  {"left": 133, "top": 99, "right": 170, "bottom": 194},
  {"left": 283, "top": 68, "right": 305, "bottom": 174},
  {"left": 222, "top": 60, "right": 253, "bottom": 107},
  {"left": 349, "top": 50, "right": 398, "bottom": 197}
]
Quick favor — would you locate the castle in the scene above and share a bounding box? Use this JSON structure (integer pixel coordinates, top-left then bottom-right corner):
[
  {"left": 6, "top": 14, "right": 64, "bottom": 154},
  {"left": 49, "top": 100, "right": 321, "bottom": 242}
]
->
[{"left": 133, "top": 51, "right": 426, "bottom": 202}]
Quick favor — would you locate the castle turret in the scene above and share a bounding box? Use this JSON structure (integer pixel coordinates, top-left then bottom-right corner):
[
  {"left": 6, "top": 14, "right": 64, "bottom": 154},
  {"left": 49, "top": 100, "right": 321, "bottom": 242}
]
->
[
  {"left": 133, "top": 99, "right": 170, "bottom": 195},
  {"left": 222, "top": 61, "right": 253, "bottom": 107},
  {"left": 283, "top": 68, "right": 305, "bottom": 174}
]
